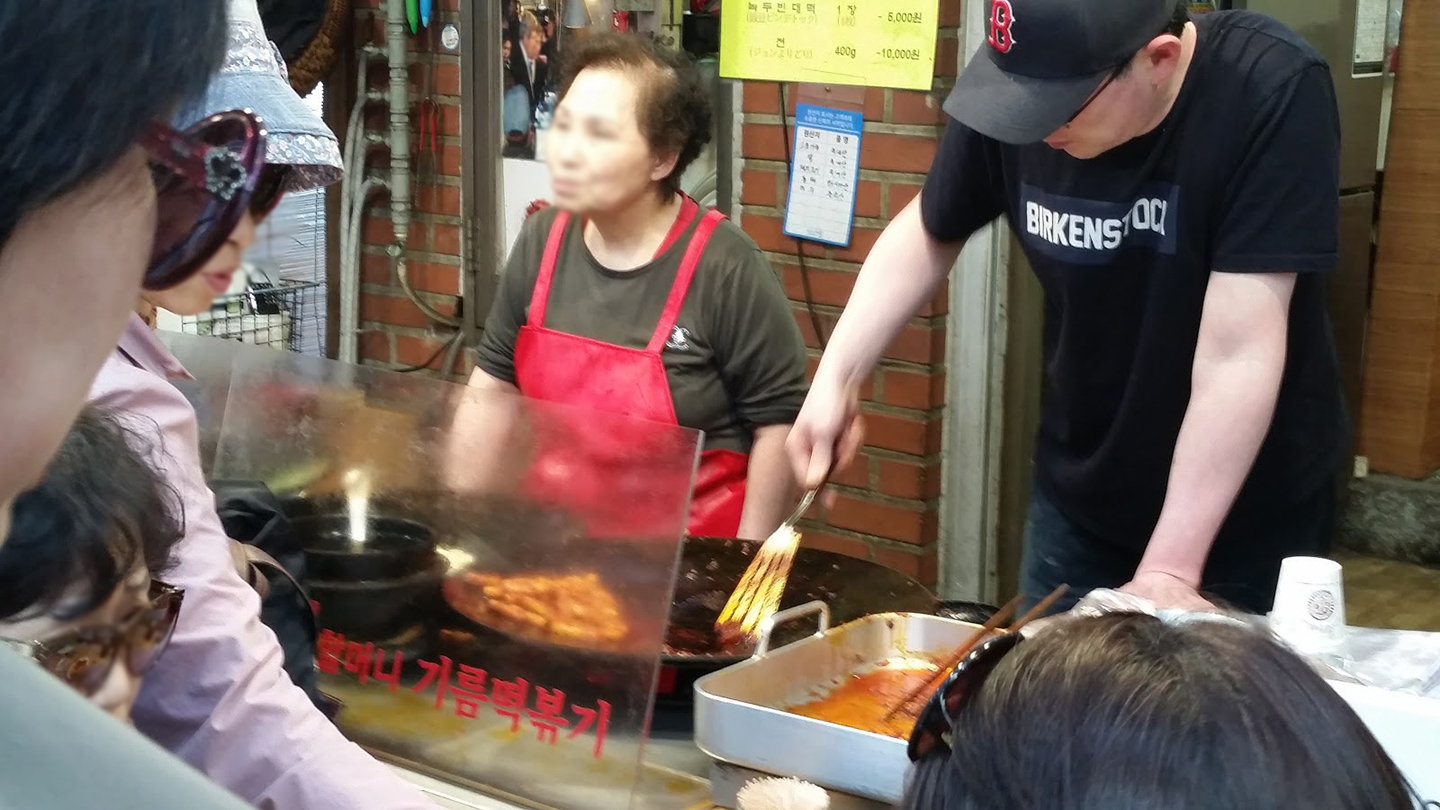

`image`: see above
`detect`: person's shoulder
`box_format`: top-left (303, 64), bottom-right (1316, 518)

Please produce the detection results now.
top-left (1198, 10), bottom-right (1329, 89)
top-left (698, 215), bottom-right (775, 280)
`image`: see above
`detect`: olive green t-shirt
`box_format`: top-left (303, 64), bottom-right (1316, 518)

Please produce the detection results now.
top-left (476, 206), bottom-right (808, 454)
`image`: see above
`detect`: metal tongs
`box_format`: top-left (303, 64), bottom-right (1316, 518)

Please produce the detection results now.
top-left (714, 487), bottom-right (819, 646)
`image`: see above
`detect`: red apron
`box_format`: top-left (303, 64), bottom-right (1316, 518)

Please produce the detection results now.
top-left (514, 201), bottom-right (749, 538)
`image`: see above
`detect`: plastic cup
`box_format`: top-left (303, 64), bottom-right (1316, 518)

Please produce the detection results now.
top-left (1270, 556), bottom-right (1346, 652)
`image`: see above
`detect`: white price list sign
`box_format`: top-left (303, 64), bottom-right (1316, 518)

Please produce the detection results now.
top-left (783, 103), bottom-right (863, 248)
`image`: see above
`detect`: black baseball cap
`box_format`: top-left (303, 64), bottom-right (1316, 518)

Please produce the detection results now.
top-left (944, 0), bottom-right (1181, 143)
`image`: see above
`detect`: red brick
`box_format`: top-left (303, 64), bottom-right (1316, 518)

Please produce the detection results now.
top-left (742, 82), bottom-right (780, 115)
top-left (792, 307), bottom-right (838, 351)
top-left (828, 452), bottom-right (871, 489)
top-left (890, 91), bottom-right (942, 126)
top-left (877, 459), bottom-right (939, 500)
top-left (408, 63), bottom-right (426, 98)
top-left (918, 281), bottom-right (949, 318)
top-left (936, 38), bottom-right (960, 79)
top-left (742, 214), bottom-right (791, 254)
top-left (363, 216), bottom-right (393, 247)
top-left (415, 184), bottom-right (461, 216)
top-left (361, 252), bottom-right (392, 285)
top-left (829, 226), bottom-right (883, 263)
top-left (863, 411), bottom-right (929, 455)
top-left (799, 530), bottom-right (872, 562)
top-left (437, 144), bottom-right (463, 178)
top-left (882, 369), bottom-right (944, 410)
top-left (888, 182), bottom-right (923, 218)
top-left (359, 329), bottom-right (391, 363)
top-left (885, 324), bottom-right (945, 364)
top-left (863, 87), bottom-right (886, 121)
top-left (939, 0), bottom-right (962, 28)
top-left (874, 546), bottom-right (925, 579)
top-left (395, 334), bottom-right (447, 369)
top-left (741, 169), bottom-right (781, 208)
top-left (363, 106), bottom-right (387, 133)
top-left (438, 103), bottom-right (461, 136)
top-left (741, 124), bottom-right (788, 161)
top-left (861, 134), bottom-right (938, 174)
top-left (403, 261), bottom-right (461, 295)
top-left (438, 0), bottom-right (459, 10)
top-left (433, 62), bottom-right (461, 95)
top-left (825, 495), bottom-right (926, 544)
top-left (854, 180), bottom-right (883, 219)
top-left (361, 292), bottom-right (455, 329)
top-left (917, 549), bottom-right (939, 588)
top-left (433, 224), bottom-right (462, 257)
top-left (780, 265), bottom-right (855, 308)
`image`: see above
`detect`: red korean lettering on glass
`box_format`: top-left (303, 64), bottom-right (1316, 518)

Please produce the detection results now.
top-left (568, 699), bottom-right (612, 759)
top-left (491, 678), bottom-right (529, 733)
top-left (988, 0), bottom-right (1015, 53)
top-left (452, 665), bottom-right (490, 719)
top-left (412, 655), bottom-right (454, 711)
top-left (316, 630), bottom-right (346, 675)
top-left (343, 642), bottom-right (374, 685)
top-left (371, 648), bottom-right (405, 693)
top-left (527, 687), bottom-right (570, 744)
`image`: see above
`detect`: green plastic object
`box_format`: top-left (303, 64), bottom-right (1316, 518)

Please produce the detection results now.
top-left (406, 0), bottom-right (419, 33)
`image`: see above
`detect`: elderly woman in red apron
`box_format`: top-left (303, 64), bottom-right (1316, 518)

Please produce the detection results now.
top-left (466, 32), bottom-right (808, 540)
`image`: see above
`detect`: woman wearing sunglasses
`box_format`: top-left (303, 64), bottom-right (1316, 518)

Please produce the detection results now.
top-left (87, 1), bottom-right (437, 806)
top-left (0, 407), bottom-right (185, 723)
top-left (0, 3), bottom-right (262, 804)
top-left (902, 612), bottom-right (1420, 810)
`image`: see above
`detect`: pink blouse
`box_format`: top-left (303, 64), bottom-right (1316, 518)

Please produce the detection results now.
top-left (88, 314), bottom-right (436, 809)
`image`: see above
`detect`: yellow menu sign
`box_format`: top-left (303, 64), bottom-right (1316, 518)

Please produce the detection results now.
top-left (720, 0), bottom-right (941, 91)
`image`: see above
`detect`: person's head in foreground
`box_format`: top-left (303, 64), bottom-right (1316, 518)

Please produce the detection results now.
top-left (548, 31), bottom-right (712, 216)
top-left (903, 612), bottom-right (1419, 810)
top-left (947, 0), bottom-right (1193, 158)
top-left (0, 0), bottom-right (228, 539)
top-left (139, 0), bottom-right (343, 320)
top-left (0, 408), bottom-right (185, 722)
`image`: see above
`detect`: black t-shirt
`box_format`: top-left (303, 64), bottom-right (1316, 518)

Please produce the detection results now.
top-left (921, 11), bottom-right (1349, 550)
top-left (476, 206), bottom-right (809, 454)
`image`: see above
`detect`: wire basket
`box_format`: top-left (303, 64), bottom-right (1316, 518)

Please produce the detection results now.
top-left (174, 280), bottom-right (325, 354)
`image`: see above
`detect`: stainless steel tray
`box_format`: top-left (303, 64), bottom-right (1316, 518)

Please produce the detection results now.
top-left (693, 602), bottom-right (987, 803)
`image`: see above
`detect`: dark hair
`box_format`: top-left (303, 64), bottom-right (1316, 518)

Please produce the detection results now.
top-left (0, 0), bottom-right (227, 246)
top-left (0, 407), bottom-right (184, 621)
top-left (559, 32), bottom-right (714, 199)
top-left (902, 613), bottom-right (1418, 810)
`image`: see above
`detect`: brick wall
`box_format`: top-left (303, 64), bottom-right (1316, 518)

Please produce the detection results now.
top-left (347, 1), bottom-right (959, 587)
top-left (353, 0), bottom-right (468, 375)
top-left (736, 2), bottom-right (960, 586)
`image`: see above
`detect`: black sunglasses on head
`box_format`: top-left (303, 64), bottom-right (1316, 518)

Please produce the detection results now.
top-left (907, 631), bottom-right (1024, 761)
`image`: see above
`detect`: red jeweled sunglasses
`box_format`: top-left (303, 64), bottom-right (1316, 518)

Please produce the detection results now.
top-left (137, 109), bottom-right (271, 291)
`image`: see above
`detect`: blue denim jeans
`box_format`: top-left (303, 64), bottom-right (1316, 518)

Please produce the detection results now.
top-left (1017, 483), bottom-right (1334, 617)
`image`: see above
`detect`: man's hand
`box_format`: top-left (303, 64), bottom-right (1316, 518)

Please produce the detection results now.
top-left (785, 374), bottom-right (864, 503)
top-left (1119, 570), bottom-right (1216, 611)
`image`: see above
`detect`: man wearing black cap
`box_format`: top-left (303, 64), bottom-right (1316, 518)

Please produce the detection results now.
top-left (787, 0), bottom-right (1346, 614)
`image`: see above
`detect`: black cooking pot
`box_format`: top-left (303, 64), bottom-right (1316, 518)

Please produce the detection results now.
top-left (292, 514), bottom-right (437, 581)
top-left (311, 559), bottom-right (447, 640)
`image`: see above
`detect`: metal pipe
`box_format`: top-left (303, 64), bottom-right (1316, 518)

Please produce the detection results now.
top-left (339, 178), bottom-right (382, 363)
top-left (395, 252), bottom-right (462, 327)
top-left (386, 0), bottom-right (411, 247)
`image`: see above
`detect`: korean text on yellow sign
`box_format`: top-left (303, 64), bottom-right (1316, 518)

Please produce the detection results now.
top-left (720, 0), bottom-right (941, 91)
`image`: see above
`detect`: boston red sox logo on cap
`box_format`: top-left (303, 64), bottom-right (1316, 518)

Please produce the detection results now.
top-left (988, 0), bottom-right (1016, 54)
top-left (945, 0), bottom-right (1179, 144)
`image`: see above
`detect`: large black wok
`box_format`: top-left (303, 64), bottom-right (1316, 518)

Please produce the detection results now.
top-left (440, 535), bottom-right (939, 666)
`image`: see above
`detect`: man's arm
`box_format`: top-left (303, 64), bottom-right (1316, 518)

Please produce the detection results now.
top-left (1121, 271), bottom-right (1295, 609)
top-left (788, 119), bottom-right (1002, 490)
top-left (789, 198), bottom-right (964, 487)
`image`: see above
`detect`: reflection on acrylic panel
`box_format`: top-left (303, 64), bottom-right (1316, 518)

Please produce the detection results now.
top-left (207, 344), bottom-right (702, 808)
